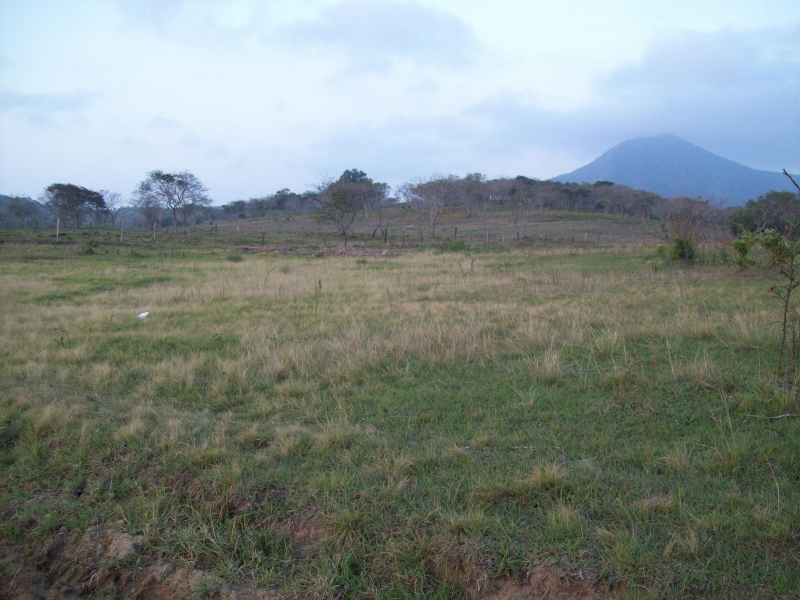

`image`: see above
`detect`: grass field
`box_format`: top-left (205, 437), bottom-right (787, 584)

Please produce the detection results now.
top-left (0, 217), bottom-right (798, 598)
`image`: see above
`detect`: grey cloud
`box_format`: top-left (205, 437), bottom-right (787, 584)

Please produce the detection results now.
top-left (604, 26), bottom-right (800, 90)
top-left (208, 145), bottom-right (229, 159)
top-left (113, 0), bottom-right (185, 32)
top-left (182, 134), bottom-right (202, 147)
top-left (230, 155), bottom-right (250, 170)
top-left (148, 116), bottom-right (181, 129)
top-left (404, 25), bottom-right (800, 172)
top-left (281, 0), bottom-right (482, 70)
top-left (0, 90), bottom-right (98, 112)
top-left (308, 24), bottom-right (800, 184)
top-left (0, 89), bottom-right (99, 127)
top-left (593, 25), bottom-right (800, 168)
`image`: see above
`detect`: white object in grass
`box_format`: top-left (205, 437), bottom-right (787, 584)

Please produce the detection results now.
top-left (137, 312), bottom-right (150, 319)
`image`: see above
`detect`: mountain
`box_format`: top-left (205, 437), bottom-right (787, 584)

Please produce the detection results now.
top-left (553, 135), bottom-right (795, 206)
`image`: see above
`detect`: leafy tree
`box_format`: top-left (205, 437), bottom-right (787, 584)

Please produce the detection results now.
top-left (316, 170), bottom-right (387, 244)
top-left (245, 189), bottom-right (318, 217)
top-left (732, 191), bottom-right (800, 234)
top-left (8, 196), bottom-right (39, 227)
top-left (134, 171), bottom-right (210, 232)
top-left (222, 200), bottom-right (247, 220)
top-left (42, 184), bottom-right (105, 228)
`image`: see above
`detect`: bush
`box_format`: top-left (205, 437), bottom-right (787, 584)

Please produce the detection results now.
top-left (667, 237), bottom-right (696, 262)
top-left (646, 260), bottom-right (662, 273)
top-left (433, 240), bottom-right (469, 254)
top-left (759, 229), bottom-right (789, 265)
top-left (731, 233), bottom-right (756, 268)
top-left (84, 238), bottom-right (100, 254)
top-left (226, 253), bottom-right (243, 262)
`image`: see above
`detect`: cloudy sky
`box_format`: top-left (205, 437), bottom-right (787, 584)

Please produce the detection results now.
top-left (1, 0), bottom-right (799, 203)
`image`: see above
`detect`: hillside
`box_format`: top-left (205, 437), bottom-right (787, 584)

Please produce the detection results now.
top-left (554, 135), bottom-right (795, 206)
top-left (0, 195), bottom-right (53, 228)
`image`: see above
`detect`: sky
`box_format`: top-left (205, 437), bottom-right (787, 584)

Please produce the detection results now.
top-left (1, 0), bottom-right (799, 204)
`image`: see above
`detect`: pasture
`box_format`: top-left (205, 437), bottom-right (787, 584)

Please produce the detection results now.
top-left (0, 228), bottom-right (798, 598)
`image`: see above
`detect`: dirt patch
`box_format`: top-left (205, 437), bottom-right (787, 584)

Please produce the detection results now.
top-left (0, 525), bottom-right (279, 600)
top-left (320, 247), bottom-right (401, 258)
top-left (482, 565), bottom-right (599, 600)
top-left (430, 546), bottom-right (611, 600)
top-left (283, 510), bottom-right (325, 559)
top-left (237, 245), bottom-right (402, 258)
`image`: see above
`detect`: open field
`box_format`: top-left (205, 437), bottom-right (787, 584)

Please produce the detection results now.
top-left (1, 218), bottom-right (798, 598)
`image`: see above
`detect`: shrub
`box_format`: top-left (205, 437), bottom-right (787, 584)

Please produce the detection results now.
top-left (433, 240), bottom-right (469, 254)
top-left (731, 233), bottom-right (756, 268)
top-left (667, 237), bottom-right (696, 262)
top-left (226, 253), bottom-right (243, 262)
top-left (759, 229), bottom-right (789, 265)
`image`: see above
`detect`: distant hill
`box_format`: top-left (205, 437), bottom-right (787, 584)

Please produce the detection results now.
top-left (0, 195), bottom-right (54, 228)
top-left (553, 135), bottom-right (795, 206)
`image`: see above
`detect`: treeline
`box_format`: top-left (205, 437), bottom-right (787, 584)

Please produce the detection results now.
top-left (218, 173), bottom-right (666, 224)
top-left (220, 189), bottom-right (318, 220)
top-left (2, 170), bottom-right (797, 240)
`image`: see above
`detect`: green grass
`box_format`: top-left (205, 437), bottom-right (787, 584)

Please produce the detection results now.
top-left (0, 232), bottom-right (798, 599)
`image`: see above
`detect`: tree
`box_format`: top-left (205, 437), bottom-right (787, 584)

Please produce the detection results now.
top-left (100, 191), bottom-right (123, 226)
top-left (732, 191), bottom-right (800, 234)
top-left (131, 184), bottom-right (164, 230)
top-left (400, 174), bottom-right (459, 238)
top-left (656, 197), bottom-right (728, 261)
top-left (370, 183), bottom-right (394, 243)
top-left (458, 173), bottom-right (486, 216)
top-left (134, 171), bottom-right (210, 232)
top-left (8, 197), bottom-right (39, 227)
top-left (42, 183), bottom-right (105, 228)
top-left (222, 200), bottom-right (247, 220)
top-left (316, 170), bottom-right (387, 244)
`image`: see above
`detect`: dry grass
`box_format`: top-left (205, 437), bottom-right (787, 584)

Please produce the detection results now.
top-left (0, 239), bottom-right (797, 599)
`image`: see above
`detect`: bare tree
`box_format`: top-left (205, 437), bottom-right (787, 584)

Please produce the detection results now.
top-left (657, 197), bottom-right (728, 243)
top-left (131, 185), bottom-right (164, 230)
top-left (370, 183), bottom-right (394, 243)
top-left (400, 174), bottom-right (459, 238)
top-left (101, 190), bottom-right (123, 226)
